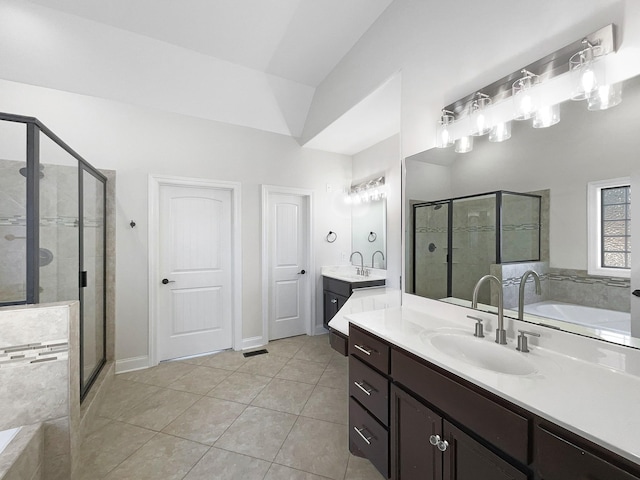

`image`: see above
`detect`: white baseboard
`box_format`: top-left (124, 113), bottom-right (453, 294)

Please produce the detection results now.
top-left (314, 325), bottom-right (329, 336)
top-left (241, 336), bottom-right (266, 351)
top-left (115, 355), bottom-right (149, 374)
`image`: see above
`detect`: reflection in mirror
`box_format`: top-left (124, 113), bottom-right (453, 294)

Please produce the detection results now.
top-left (404, 74), bottom-right (640, 347)
top-left (352, 198), bottom-right (386, 269)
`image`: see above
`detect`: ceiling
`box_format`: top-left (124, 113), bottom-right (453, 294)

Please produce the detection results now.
top-left (26, 0), bottom-right (394, 88)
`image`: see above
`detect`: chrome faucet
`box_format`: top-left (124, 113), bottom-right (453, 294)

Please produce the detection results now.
top-left (518, 270), bottom-right (541, 320)
top-left (371, 250), bottom-right (384, 268)
top-left (350, 251), bottom-right (364, 275)
top-left (472, 275), bottom-right (506, 345)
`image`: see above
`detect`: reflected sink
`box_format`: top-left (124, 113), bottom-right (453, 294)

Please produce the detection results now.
top-left (424, 332), bottom-right (538, 376)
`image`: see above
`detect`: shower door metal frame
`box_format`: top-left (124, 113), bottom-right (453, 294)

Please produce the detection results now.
top-left (0, 111), bottom-right (108, 401)
top-left (412, 190), bottom-right (542, 298)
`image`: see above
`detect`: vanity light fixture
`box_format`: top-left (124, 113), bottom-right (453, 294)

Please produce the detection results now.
top-left (433, 24), bottom-right (618, 153)
top-left (512, 70), bottom-right (539, 121)
top-left (436, 109), bottom-right (455, 148)
top-left (344, 176), bottom-right (386, 204)
top-left (470, 93), bottom-right (492, 136)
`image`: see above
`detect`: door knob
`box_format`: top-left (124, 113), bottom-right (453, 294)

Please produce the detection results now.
top-left (633, 289), bottom-right (640, 297)
top-left (161, 278), bottom-right (175, 285)
top-left (298, 269), bottom-right (306, 275)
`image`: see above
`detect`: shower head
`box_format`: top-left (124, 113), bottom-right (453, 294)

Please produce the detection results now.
top-left (18, 165), bottom-right (45, 179)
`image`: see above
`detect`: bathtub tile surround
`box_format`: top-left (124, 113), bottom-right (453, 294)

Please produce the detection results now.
top-left (78, 335), bottom-right (383, 480)
top-left (0, 302), bottom-right (80, 480)
top-left (547, 267), bottom-right (630, 312)
top-left (0, 423), bottom-right (43, 480)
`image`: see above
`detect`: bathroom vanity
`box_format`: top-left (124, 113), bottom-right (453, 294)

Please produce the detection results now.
top-left (346, 299), bottom-right (640, 480)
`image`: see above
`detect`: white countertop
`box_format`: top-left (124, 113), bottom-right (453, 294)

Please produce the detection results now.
top-left (321, 265), bottom-right (386, 283)
top-left (327, 287), bottom-right (401, 336)
top-left (345, 297), bottom-right (640, 466)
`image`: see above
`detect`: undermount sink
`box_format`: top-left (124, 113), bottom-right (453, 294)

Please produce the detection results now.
top-left (423, 331), bottom-right (538, 376)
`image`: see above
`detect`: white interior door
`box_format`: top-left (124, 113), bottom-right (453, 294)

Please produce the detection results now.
top-left (158, 185), bottom-right (233, 361)
top-left (267, 193), bottom-right (309, 340)
top-left (631, 169), bottom-right (640, 337)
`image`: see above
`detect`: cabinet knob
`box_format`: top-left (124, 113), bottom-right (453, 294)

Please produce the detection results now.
top-left (437, 440), bottom-right (449, 452)
top-left (429, 434), bottom-right (440, 446)
top-left (330, 298), bottom-right (338, 304)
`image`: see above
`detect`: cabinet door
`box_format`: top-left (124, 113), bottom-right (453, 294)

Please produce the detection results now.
top-left (443, 421), bottom-right (527, 480)
top-left (535, 424), bottom-right (640, 480)
top-left (391, 385), bottom-right (442, 480)
top-left (323, 291), bottom-right (347, 326)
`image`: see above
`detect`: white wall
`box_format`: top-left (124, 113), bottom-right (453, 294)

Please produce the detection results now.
top-left (303, 0), bottom-right (640, 158)
top-left (0, 79), bottom-right (352, 364)
top-left (352, 135), bottom-right (401, 288)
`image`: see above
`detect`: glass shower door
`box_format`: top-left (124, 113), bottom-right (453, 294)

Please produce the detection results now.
top-left (413, 202), bottom-right (449, 299)
top-left (80, 167), bottom-right (106, 395)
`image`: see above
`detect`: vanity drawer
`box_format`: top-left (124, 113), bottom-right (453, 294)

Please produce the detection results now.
top-left (349, 397), bottom-right (389, 478)
top-left (535, 424), bottom-right (640, 480)
top-left (349, 355), bottom-right (389, 425)
top-left (349, 325), bottom-right (390, 374)
top-left (328, 328), bottom-right (348, 356)
top-left (391, 348), bottom-right (529, 465)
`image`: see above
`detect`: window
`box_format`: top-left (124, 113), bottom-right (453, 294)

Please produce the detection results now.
top-left (588, 178), bottom-right (631, 278)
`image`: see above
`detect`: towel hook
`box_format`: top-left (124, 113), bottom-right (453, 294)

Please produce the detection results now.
top-left (368, 231), bottom-right (377, 242)
top-left (326, 231), bottom-right (337, 243)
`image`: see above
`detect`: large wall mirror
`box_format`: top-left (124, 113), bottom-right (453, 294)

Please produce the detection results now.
top-left (404, 73), bottom-right (640, 348)
top-left (352, 197), bottom-right (387, 269)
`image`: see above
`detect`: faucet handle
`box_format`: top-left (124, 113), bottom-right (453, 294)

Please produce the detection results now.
top-left (516, 330), bottom-right (540, 353)
top-left (466, 315), bottom-right (485, 338)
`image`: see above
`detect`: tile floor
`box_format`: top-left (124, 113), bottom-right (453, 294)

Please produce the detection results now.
top-left (79, 334), bottom-right (385, 480)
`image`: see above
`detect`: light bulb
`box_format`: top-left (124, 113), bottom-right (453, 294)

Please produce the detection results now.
top-left (587, 83), bottom-right (622, 111)
top-left (489, 122), bottom-right (511, 142)
top-left (512, 71), bottom-right (538, 121)
top-left (436, 110), bottom-right (455, 148)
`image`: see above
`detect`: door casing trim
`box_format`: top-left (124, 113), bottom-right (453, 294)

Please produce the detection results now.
top-left (261, 185), bottom-right (315, 343)
top-left (148, 174), bottom-right (242, 366)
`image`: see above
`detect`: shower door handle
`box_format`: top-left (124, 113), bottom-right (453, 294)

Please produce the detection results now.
top-left (80, 271), bottom-right (87, 288)
top-left (633, 290), bottom-right (640, 297)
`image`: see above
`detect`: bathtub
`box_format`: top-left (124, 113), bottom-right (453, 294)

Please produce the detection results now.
top-left (0, 427), bottom-right (21, 455)
top-left (524, 301), bottom-right (631, 334)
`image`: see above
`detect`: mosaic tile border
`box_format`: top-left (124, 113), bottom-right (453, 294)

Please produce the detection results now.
top-left (0, 215), bottom-right (102, 227)
top-left (416, 223), bottom-right (540, 234)
top-left (0, 340), bottom-right (68, 367)
top-left (502, 271), bottom-right (629, 288)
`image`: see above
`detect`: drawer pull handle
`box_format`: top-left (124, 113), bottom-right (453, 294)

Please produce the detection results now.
top-left (354, 381), bottom-right (373, 396)
top-left (353, 426), bottom-right (372, 445)
top-left (354, 344), bottom-right (373, 356)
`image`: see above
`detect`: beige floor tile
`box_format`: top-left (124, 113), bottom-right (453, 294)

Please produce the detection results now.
top-left (215, 406), bottom-right (296, 461)
top-left (97, 378), bottom-right (161, 420)
top-left (202, 350), bottom-right (248, 371)
top-left (250, 377), bottom-right (314, 415)
top-left (317, 363), bottom-right (348, 392)
top-left (300, 385), bottom-right (348, 425)
top-left (207, 371), bottom-right (272, 404)
top-left (275, 417), bottom-right (349, 480)
top-left (75, 420), bottom-right (155, 480)
top-left (184, 447), bottom-right (270, 480)
top-left (167, 365), bottom-right (231, 395)
top-left (293, 343), bottom-right (334, 366)
top-left (82, 415), bottom-right (112, 439)
top-left (162, 396), bottom-right (246, 445)
top-left (237, 353), bottom-right (289, 377)
top-left (117, 388), bottom-right (201, 431)
top-left (344, 453), bottom-right (386, 480)
top-left (176, 350), bottom-right (229, 366)
top-left (265, 463), bottom-right (330, 480)
top-left (118, 362), bottom-right (196, 387)
top-left (276, 358), bottom-right (327, 385)
top-left (103, 433), bottom-right (208, 480)
top-left (266, 336), bottom-right (307, 358)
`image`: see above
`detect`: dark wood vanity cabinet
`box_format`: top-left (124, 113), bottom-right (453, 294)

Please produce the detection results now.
top-left (348, 323), bottom-right (640, 480)
top-left (324, 275), bottom-right (385, 356)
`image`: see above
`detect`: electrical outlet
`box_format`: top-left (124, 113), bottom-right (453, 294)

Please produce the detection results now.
top-left (326, 183), bottom-right (332, 193)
